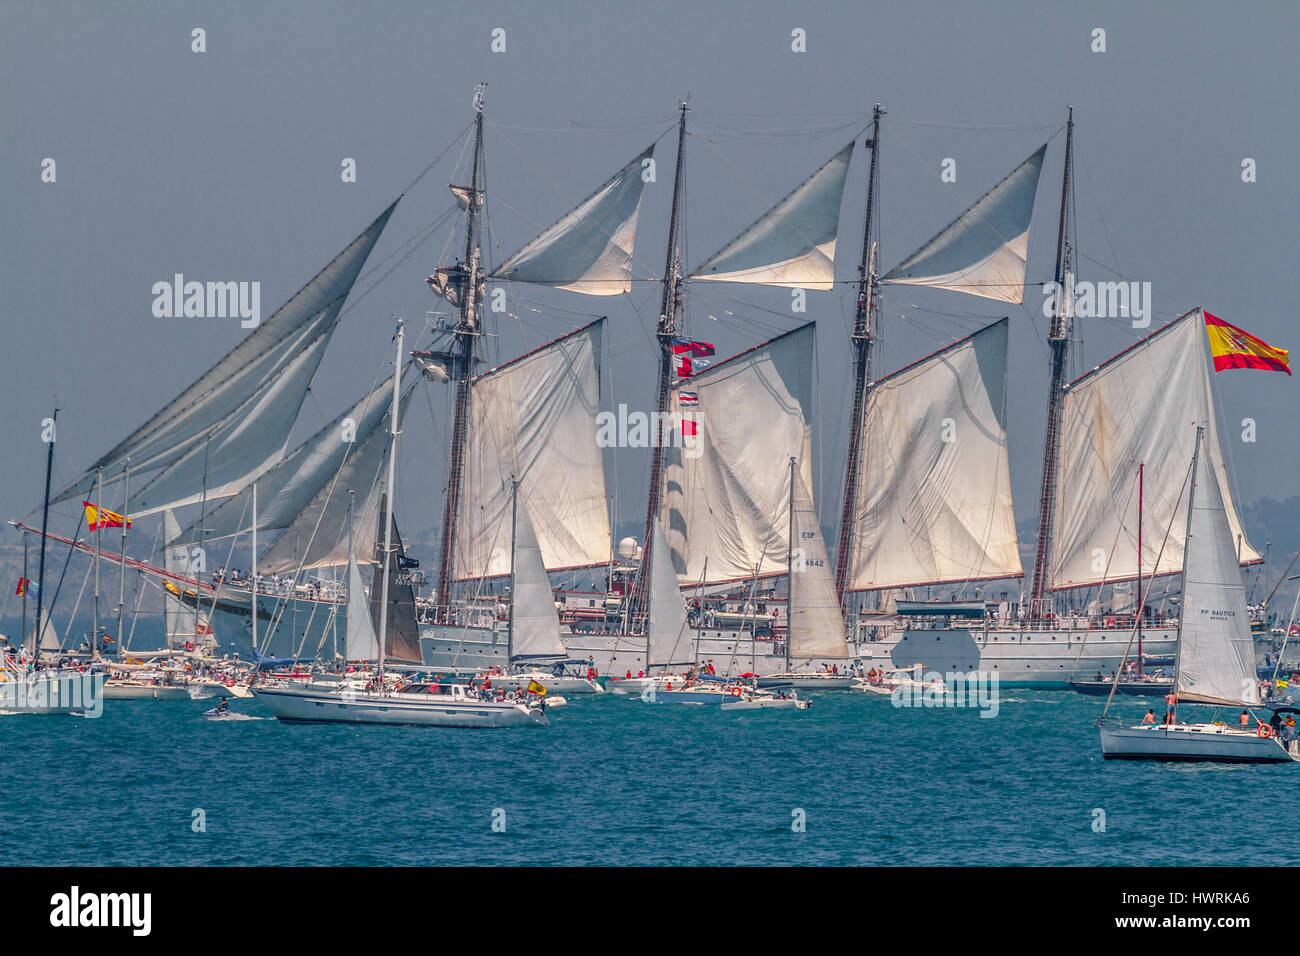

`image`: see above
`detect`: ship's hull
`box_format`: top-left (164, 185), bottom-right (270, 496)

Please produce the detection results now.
top-left (855, 625), bottom-right (1180, 688)
top-left (0, 671), bottom-right (107, 715)
top-left (252, 685), bottom-right (546, 728)
top-left (1069, 679), bottom-right (1172, 697)
top-left (102, 681), bottom-right (192, 700)
top-left (1100, 724), bottom-right (1296, 762)
top-left (422, 622), bottom-right (1177, 686)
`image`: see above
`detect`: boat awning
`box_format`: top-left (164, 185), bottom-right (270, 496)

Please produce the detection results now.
top-left (893, 600), bottom-right (988, 619)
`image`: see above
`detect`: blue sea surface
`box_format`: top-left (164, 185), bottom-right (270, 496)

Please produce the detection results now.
top-left (1, 688), bottom-right (1291, 866)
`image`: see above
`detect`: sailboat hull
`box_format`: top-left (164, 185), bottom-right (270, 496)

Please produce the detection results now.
top-left (102, 681), bottom-right (192, 700)
top-left (1100, 724), bottom-right (1296, 762)
top-left (252, 685), bottom-right (546, 728)
top-left (0, 671), bottom-right (106, 715)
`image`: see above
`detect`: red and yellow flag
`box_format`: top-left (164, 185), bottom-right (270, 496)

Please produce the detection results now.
top-left (1204, 312), bottom-right (1290, 375)
top-left (15, 577), bottom-right (30, 596)
top-left (526, 680), bottom-right (548, 696)
top-left (82, 501), bottom-right (131, 533)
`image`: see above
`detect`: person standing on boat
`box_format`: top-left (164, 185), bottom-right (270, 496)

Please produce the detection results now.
top-left (1164, 692), bottom-right (1177, 725)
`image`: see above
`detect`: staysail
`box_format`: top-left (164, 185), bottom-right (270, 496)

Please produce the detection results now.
top-left (662, 323), bottom-right (815, 584)
top-left (787, 465), bottom-right (849, 660)
top-left (492, 146), bottom-right (654, 295)
top-left (457, 321), bottom-right (609, 579)
top-left (508, 495), bottom-right (567, 661)
top-left (344, 551), bottom-right (379, 661)
top-left (647, 516), bottom-right (691, 669)
top-left (1050, 310), bottom-right (1260, 589)
top-left (369, 494), bottom-right (422, 663)
top-left (163, 508), bottom-right (213, 646)
top-left (1174, 427), bottom-right (1259, 707)
top-left (690, 143), bottom-right (854, 290)
top-left (883, 145), bottom-right (1046, 304)
top-left (848, 319), bottom-right (1022, 590)
top-left (52, 201), bottom-right (398, 504)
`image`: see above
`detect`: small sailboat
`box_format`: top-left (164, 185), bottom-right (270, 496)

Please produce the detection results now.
top-left (854, 662), bottom-right (948, 697)
top-left (253, 323), bottom-right (546, 729)
top-left (1099, 426), bottom-right (1297, 763)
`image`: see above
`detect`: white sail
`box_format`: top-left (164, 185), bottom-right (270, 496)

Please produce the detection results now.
top-left (509, 497), bottom-right (567, 661)
top-left (1051, 310), bottom-right (1260, 589)
top-left (849, 319), bottom-right (1022, 590)
top-left (182, 373), bottom-right (401, 544)
top-left (459, 321), bottom-right (609, 578)
top-left (787, 466), bottom-right (849, 659)
top-left (133, 320), bottom-right (337, 515)
top-left (691, 143), bottom-right (853, 290)
top-left (53, 202), bottom-right (397, 504)
top-left (1175, 429), bottom-right (1259, 707)
top-left (163, 508), bottom-right (212, 644)
top-left (883, 145), bottom-right (1046, 304)
top-left (492, 146), bottom-right (654, 295)
top-left (662, 324), bottom-right (815, 584)
top-left (36, 610), bottom-right (60, 652)
top-left (344, 552), bottom-right (379, 662)
top-left (647, 516), bottom-right (691, 669)
top-left (256, 381), bottom-right (415, 574)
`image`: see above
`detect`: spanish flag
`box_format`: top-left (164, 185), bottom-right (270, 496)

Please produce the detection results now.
top-left (1204, 312), bottom-right (1290, 375)
top-left (15, 577), bottom-right (30, 596)
top-left (83, 501), bottom-right (131, 533)
top-left (526, 680), bottom-right (548, 696)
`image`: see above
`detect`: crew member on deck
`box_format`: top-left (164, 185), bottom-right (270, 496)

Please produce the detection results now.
top-left (1141, 709), bottom-right (1156, 725)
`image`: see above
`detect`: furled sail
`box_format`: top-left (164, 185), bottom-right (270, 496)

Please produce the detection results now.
top-left (1174, 428), bottom-right (1259, 707)
top-left (344, 552), bottom-right (379, 661)
top-left (883, 145), bottom-right (1046, 304)
top-left (369, 494), bottom-right (422, 663)
top-left (180, 373), bottom-right (405, 545)
top-left (647, 516), bottom-right (692, 669)
top-left (787, 465), bottom-right (849, 660)
top-left (133, 318), bottom-right (337, 515)
top-left (52, 201), bottom-right (397, 504)
top-left (508, 495), bottom-right (567, 661)
top-left (690, 143), bottom-right (853, 290)
top-left (848, 319), bottom-right (1022, 590)
top-left (255, 380), bottom-right (415, 575)
top-left (457, 321), bottom-right (609, 579)
top-left (492, 145), bottom-right (654, 295)
top-left (662, 324), bottom-right (815, 584)
top-left (1050, 310), bottom-right (1260, 589)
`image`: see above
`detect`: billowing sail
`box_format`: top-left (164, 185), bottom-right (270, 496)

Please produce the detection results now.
top-left (369, 495), bottom-right (422, 663)
top-left (883, 145), bottom-right (1045, 304)
top-left (1051, 310), bottom-right (1260, 589)
top-left (508, 496), bottom-right (567, 661)
top-left (1175, 429), bottom-right (1259, 707)
top-left (662, 324), bottom-right (815, 584)
top-left (345, 552), bottom-right (379, 661)
top-left (183, 373), bottom-right (404, 545)
top-left (52, 201), bottom-right (397, 504)
top-left (647, 516), bottom-right (691, 669)
top-left (849, 319), bottom-right (1022, 590)
top-left (787, 466), bottom-right (849, 660)
top-left (492, 146), bottom-right (654, 295)
top-left (256, 380), bottom-right (415, 574)
top-left (133, 318), bottom-right (337, 515)
top-left (458, 321), bottom-right (609, 579)
top-left (691, 143), bottom-right (853, 290)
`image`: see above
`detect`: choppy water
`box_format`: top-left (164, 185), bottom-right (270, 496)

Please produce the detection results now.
top-left (2, 688), bottom-right (1293, 866)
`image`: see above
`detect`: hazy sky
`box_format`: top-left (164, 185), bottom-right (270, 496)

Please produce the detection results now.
top-left (4, 0), bottom-right (1298, 567)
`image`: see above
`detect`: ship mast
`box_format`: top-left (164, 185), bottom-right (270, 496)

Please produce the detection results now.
top-left (1027, 106), bottom-right (1074, 620)
top-left (434, 84), bottom-right (486, 623)
top-left (628, 102), bottom-right (688, 631)
top-left (833, 104), bottom-right (883, 608)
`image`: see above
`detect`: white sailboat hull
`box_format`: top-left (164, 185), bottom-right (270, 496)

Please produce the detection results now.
top-left (102, 681), bottom-right (192, 700)
top-left (1100, 723), bottom-right (1296, 762)
top-left (0, 671), bottom-right (107, 715)
top-left (252, 685), bottom-right (546, 728)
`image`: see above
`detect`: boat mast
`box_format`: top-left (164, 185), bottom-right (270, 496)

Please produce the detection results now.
top-left (1027, 106), bottom-right (1074, 621)
top-left (834, 104), bottom-right (883, 609)
top-left (92, 467), bottom-right (102, 659)
top-left (434, 83), bottom-right (486, 624)
top-left (1170, 425), bottom-right (1205, 726)
top-left (507, 478), bottom-right (519, 665)
top-left (1137, 463), bottom-right (1143, 678)
top-left (20, 531), bottom-right (28, 658)
top-left (786, 456), bottom-right (797, 672)
top-left (33, 406), bottom-right (57, 659)
top-left (377, 322), bottom-right (405, 686)
top-left (116, 459), bottom-right (129, 661)
top-left (251, 482), bottom-right (258, 659)
top-left (629, 101), bottom-right (688, 632)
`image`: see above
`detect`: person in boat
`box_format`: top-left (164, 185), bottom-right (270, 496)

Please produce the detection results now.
top-left (1239, 710), bottom-right (1250, 727)
top-left (1141, 709), bottom-right (1157, 725)
top-left (1163, 692), bottom-right (1177, 725)
top-left (216, 698), bottom-right (228, 714)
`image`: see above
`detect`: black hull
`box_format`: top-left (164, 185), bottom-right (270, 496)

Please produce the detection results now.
top-left (1070, 679), bottom-right (1171, 697)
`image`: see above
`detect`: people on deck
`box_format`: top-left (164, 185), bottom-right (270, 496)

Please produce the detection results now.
top-left (1141, 709), bottom-right (1156, 725)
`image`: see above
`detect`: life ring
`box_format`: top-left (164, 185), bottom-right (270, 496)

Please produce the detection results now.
top-left (729, 686), bottom-right (742, 698)
top-left (1258, 723), bottom-right (1274, 738)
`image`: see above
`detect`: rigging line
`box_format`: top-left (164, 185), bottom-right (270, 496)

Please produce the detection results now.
top-left (486, 117), bottom-right (676, 135)
top-left (892, 117), bottom-right (1065, 132)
